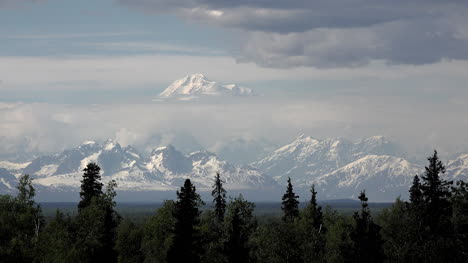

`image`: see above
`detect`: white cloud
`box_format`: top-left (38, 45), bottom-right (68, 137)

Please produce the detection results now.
top-left (1, 93), bottom-right (468, 159)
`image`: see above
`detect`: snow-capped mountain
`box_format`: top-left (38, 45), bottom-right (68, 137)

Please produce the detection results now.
top-left (159, 73), bottom-right (254, 99)
top-left (1, 135), bottom-right (467, 201)
top-left (446, 153), bottom-right (468, 181)
top-left (312, 155), bottom-right (422, 201)
top-left (1, 140), bottom-right (275, 195)
top-left (253, 135), bottom-right (402, 185)
top-left (210, 137), bottom-right (278, 165)
top-left (144, 145), bottom-right (275, 190)
top-left (0, 168), bottom-right (18, 193)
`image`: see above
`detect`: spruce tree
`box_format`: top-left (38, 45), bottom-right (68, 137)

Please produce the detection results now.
top-left (167, 179), bottom-right (204, 263)
top-left (212, 172), bottom-right (227, 222)
top-left (281, 177), bottom-right (299, 222)
top-left (352, 191), bottom-right (384, 263)
top-left (420, 150), bottom-right (452, 234)
top-left (78, 162), bottom-right (103, 210)
top-left (224, 195), bottom-right (255, 263)
top-left (415, 150), bottom-right (455, 261)
top-left (307, 184), bottom-right (323, 230)
top-left (300, 185), bottom-right (325, 262)
top-left (409, 175), bottom-right (423, 207)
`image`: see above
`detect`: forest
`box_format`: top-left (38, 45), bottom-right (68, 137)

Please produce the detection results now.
top-left (0, 150), bottom-right (467, 263)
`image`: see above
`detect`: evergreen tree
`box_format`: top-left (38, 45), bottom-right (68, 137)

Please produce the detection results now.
top-left (212, 172), bottom-right (227, 222)
top-left (323, 207), bottom-right (354, 263)
top-left (281, 177), bottom-right (299, 222)
top-left (299, 185), bottom-right (325, 262)
top-left (409, 175), bottom-right (423, 206)
top-left (0, 174), bottom-right (44, 263)
top-left (420, 150), bottom-right (452, 234)
top-left (307, 184), bottom-right (323, 230)
top-left (167, 179), bottom-right (204, 263)
top-left (351, 191), bottom-right (384, 263)
top-left (78, 162), bottom-right (103, 210)
top-left (115, 219), bottom-right (144, 263)
top-left (75, 163), bottom-right (120, 263)
top-left (35, 210), bottom-right (78, 263)
top-left (224, 195), bottom-right (255, 263)
top-left (409, 150), bottom-right (457, 262)
top-left (451, 180), bottom-right (468, 261)
top-left (141, 200), bottom-right (176, 262)
top-left (379, 198), bottom-right (420, 262)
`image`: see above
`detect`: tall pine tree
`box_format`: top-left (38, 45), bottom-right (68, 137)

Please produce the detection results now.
top-left (300, 185), bottom-right (325, 262)
top-left (78, 162), bottom-right (103, 210)
top-left (212, 172), bottom-right (227, 222)
top-left (167, 179), bottom-right (204, 263)
top-left (420, 150), bottom-right (452, 234)
top-left (351, 191), bottom-right (384, 263)
top-left (281, 177), bottom-right (300, 222)
top-left (224, 195), bottom-right (255, 263)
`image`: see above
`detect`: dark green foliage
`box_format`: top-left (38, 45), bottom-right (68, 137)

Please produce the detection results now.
top-left (199, 210), bottom-right (226, 263)
top-left (35, 210), bottom-right (78, 263)
top-left (0, 175), bottom-right (44, 263)
top-left (420, 150), bottom-right (453, 235)
top-left (378, 199), bottom-right (420, 262)
top-left (250, 219), bottom-right (303, 263)
top-left (141, 200), bottom-right (176, 263)
top-left (416, 151), bottom-right (457, 261)
top-left (323, 207), bottom-right (354, 263)
top-left (115, 219), bottom-right (144, 263)
top-left (299, 185), bottom-right (325, 262)
top-left (351, 191), bottom-right (384, 263)
top-left (212, 172), bottom-right (227, 222)
top-left (78, 162), bottom-right (103, 210)
top-left (167, 179), bottom-right (204, 263)
top-left (409, 175), bottom-right (423, 207)
top-left (75, 164), bottom-right (120, 263)
top-left (224, 195), bottom-right (255, 263)
top-left (451, 180), bottom-right (468, 261)
top-left (281, 177), bottom-right (299, 222)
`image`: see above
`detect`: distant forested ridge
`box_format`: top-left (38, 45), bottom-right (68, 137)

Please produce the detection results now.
top-left (0, 150), bottom-right (466, 262)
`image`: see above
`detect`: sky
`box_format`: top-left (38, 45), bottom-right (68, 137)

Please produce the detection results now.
top-left (1, 0), bottom-right (468, 161)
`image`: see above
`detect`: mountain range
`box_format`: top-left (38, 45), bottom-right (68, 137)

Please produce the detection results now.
top-left (0, 135), bottom-right (466, 201)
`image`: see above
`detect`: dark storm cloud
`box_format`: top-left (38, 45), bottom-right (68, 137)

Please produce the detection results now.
top-left (119, 0), bottom-right (468, 68)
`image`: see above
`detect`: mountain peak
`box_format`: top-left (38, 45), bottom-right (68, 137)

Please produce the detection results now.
top-left (159, 74), bottom-right (254, 99)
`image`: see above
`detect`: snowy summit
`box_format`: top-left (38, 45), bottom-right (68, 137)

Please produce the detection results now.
top-left (159, 73), bottom-right (254, 99)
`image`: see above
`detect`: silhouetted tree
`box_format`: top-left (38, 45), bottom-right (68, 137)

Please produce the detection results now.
top-left (224, 195), bottom-right (255, 263)
top-left (351, 191), bottom-right (384, 263)
top-left (212, 172), bottom-right (227, 222)
top-left (75, 163), bottom-right (120, 263)
top-left (420, 150), bottom-right (452, 234)
top-left (281, 177), bottom-right (299, 222)
top-left (451, 180), bottom-right (468, 261)
top-left (167, 179), bottom-right (204, 263)
top-left (78, 162), bottom-right (103, 210)
top-left (299, 185), bottom-right (325, 262)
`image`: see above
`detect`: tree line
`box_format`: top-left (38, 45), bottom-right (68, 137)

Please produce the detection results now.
top-left (0, 150), bottom-right (467, 262)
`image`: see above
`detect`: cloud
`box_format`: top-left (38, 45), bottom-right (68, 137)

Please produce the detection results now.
top-left (118, 0), bottom-right (468, 68)
top-left (1, 92), bottom-right (468, 160)
top-left (0, 0), bottom-right (42, 8)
